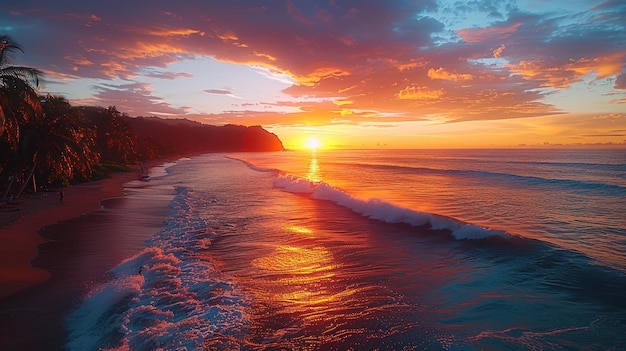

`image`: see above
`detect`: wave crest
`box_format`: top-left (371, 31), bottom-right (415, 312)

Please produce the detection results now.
top-left (66, 188), bottom-right (249, 350)
top-left (273, 175), bottom-right (510, 240)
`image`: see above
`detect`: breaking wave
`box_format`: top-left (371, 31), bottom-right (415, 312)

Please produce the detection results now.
top-left (66, 188), bottom-right (249, 350)
top-left (273, 174), bottom-right (511, 241)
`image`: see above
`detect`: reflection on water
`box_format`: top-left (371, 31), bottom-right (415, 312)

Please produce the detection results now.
top-left (229, 190), bottom-right (450, 349)
top-left (251, 225), bottom-right (339, 310)
top-left (45, 153), bottom-right (626, 351)
top-left (306, 151), bottom-right (322, 182)
top-left (284, 225), bottom-right (313, 235)
top-left (253, 245), bottom-right (337, 303)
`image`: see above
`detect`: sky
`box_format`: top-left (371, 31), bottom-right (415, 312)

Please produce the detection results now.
top-left (2, 0), bottom-right (625, 149)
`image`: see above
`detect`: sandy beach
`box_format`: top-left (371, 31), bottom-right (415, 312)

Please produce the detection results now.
top-left (0, 160), bottom-right (178, 351)
top-left (0, 172), bottom-right (137, 298)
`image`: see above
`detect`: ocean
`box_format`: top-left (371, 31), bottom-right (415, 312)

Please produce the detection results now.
top-left (17, 149), bottom-right (626, 350)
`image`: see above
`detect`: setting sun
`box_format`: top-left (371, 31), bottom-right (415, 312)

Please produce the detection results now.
top-left (2, 2), bottom-right (626, 350)
top-left (304, 137), bottom-right (322, 150)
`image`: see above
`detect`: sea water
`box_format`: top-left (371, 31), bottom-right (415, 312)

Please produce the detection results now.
top-left (66, 149), bottom-right (626, 350)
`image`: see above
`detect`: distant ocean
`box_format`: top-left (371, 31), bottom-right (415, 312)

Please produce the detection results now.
top-left (60, 149), bottom-right (626, 349)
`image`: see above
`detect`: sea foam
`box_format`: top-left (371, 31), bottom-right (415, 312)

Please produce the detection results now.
top-left (66, 188), bottom-right (249, 350)
top-left (273, 174), bottom-right (509, 240)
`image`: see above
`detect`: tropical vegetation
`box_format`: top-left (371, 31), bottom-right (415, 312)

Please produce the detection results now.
top-left (1, 35), bottom-right (284, 200)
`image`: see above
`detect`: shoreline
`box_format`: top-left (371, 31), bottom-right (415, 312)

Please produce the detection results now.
top-left (0, 157), bottom-right (181, 351)
top-left (0, 155), bottom-right (196, 299)
top-left (0, 171), bottom-right (138, 298)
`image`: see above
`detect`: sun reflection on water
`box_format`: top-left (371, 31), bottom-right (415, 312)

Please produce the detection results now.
top-left (284, 225), bottom-right (313, 235)
top-left (306, 152), bottom-right (322, 182)
top-left (250, 225), bottom-right (343, 309)
top-left (252, 245), bottom-right (337, 293)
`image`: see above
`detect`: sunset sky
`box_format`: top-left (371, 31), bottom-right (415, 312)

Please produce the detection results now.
top-left (2, 0), bottom-right (625, 149)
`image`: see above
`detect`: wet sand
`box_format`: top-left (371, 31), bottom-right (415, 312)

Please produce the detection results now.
top-left (0, 168), bottom-right (176, 350)
top-left (0, 172), bottom-right (137, 299)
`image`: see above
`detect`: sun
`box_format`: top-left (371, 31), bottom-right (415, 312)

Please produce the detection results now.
top-left (304, 137), bottom-right (322, 150)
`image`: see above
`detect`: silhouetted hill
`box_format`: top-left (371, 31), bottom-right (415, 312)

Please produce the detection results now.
top-left (1, 102), bottom-right (285, 190)
top-left (126, 116), bottom-right (284, 155)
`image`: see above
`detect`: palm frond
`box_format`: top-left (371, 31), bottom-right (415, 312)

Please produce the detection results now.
top-left (0, 36), bottom-right (25, 68)
top-left (0, 66), bottom-right (43, 88)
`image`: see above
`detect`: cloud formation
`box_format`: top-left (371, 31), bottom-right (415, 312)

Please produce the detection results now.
top-left (204, 89), bottom-right (234, 96)
top-left (2, 0), bottom-right (625, 142)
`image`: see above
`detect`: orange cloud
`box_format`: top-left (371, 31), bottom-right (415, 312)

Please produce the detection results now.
top-left (8, 0), bottom-right (623, 140)
top-left (493, 44), bottom-right (505, 58)
top-left (397, 86), bottom-right (444, 100)
top-left (427, 67), bottom-right (473, 82)
top-left (457, 23), bottom-right (521, 43)
top-left (65, 54), bottom-right (94, 67)
top-left (99, 61), bottom-right (132, 78)
top-left (136, 27), bottom-right (202, 37)
top-left (116, 42), bottom-right (187, 61)
top-left (333, 100), bottom-right (353, 106)
top-left (293, 67), bottom-right (351, 86)
top-left (570, 53), bottom-right (625, 79)
top-left (507, 53), bottom-right (626, 88)
top-left (253, 51), bottom-right (277, 61)
top-left (217, 31), bottom-right (239, 41)
top-left (592, 113), bottom-right (626, 120)
top-left (384, 58), bottom-right (428, 71)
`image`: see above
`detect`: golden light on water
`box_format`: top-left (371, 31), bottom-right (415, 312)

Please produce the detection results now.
top-left (245, 217), bottom-right (389, 336)
top-left (306, 156), bottom-right (321, 182)
top-left (251, 244), bottom-right (341, 305)
top-left (284, 226), bottom-right (313, 235)
top-left (253, 246), bottom-right (336, 281)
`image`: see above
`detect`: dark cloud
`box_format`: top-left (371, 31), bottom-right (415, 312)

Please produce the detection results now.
top-left (204, 89), bottom-right (234, 95)
top-left (84, 81), bottom-right (190, 116)
top-left (143, 71), bottom-right (193, 80)
top-left (616, 72), bottom-right (626, 89)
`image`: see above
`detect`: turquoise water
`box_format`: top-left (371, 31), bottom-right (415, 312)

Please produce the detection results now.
top-left (66, 149), bottom-right (626, 350)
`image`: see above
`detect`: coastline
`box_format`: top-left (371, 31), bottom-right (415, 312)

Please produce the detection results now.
top-left (0, 171), bottom-right (137, 298)
top-left (0, 158), bottom-right (180, 351)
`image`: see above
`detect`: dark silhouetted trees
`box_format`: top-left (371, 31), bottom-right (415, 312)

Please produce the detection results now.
top-left (0, 35), bottom-right (284, 198)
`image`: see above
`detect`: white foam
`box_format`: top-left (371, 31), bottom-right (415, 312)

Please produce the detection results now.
top-left (66, 272), bottom-right (144, 351)
top-left (226, 156), bottom-right (280, 174)
top-left (273, 174), bottom-right (510, 240)
top-left (66, 189), bottom-right (249, 350)
top-left (148, 162), bottom-right (177, 178)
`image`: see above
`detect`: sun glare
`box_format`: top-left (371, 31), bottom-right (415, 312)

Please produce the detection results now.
top-left (304, 137), bottom-right (322, 150)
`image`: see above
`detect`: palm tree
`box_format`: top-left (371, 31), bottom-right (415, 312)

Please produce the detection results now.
top-left (0, 35), bottom-right (44, 198)
top-left (94, 106), bottom-right (138, 164)
top-left (0, 35), bottom-right (44, 146)
top-left (15, 95), bottom-right (100, 197)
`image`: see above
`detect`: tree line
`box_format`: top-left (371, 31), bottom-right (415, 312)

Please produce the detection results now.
top-left (1, 35), bottom-right (283, 199)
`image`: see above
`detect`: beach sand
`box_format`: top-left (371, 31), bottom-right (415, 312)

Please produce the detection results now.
top-left (0, 172), bottom-right (137, 298)
top-left (0, 162), bottom-right (177, 351)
